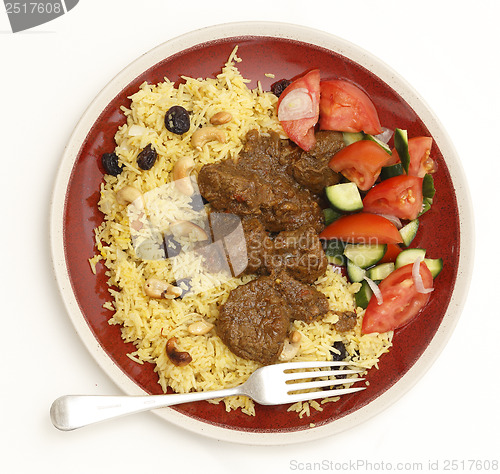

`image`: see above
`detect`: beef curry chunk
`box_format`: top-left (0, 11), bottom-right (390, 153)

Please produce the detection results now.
top-left (290, 131), bottom-right (344, 194)
top-left (273, 271), bottom-right (329, 322)
top-left (198, 130), bottom-right (325, 233)
top-left (270, 226), bottom-right (328, 283)
top-left (216, 272), bottom-right (329, 364)
top-left (333, 311), bottom-right (358, 333)
top-left (216, 276), bottom-right (290, 365)
top-left (241, 218), bottom-right (274, 275)
top-left (241, 219), bottom-right (327, 283)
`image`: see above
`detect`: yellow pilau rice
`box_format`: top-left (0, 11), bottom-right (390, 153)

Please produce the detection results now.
top-left (91, 47), bottom-right (393, 417)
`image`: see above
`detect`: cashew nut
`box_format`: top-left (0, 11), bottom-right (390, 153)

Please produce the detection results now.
top-left (210, 111), bottom-right (232, 125)
top-left (279, 331), bottom-right (302, 361)
top-left (144, 278), bottom-right (183, 299)
top-left (166, 337), bottom-right (192, 367)
top-left (188, 318), bottom-right (214, 335)
top-left (191, 127), bottom-right (226, 150)
top-left (116, 185), bottom-right (143, 208)
top-left (172, 156), bottom-right (195, 196)
top-left (169, 220), bottom-right (209, 242)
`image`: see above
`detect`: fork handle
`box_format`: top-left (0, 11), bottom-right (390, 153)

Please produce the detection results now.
top-left (50, 388), bottom-right (241, 431)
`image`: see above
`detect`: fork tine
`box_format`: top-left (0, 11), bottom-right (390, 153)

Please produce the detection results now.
top-left (283, 368), bottom-right (364, 382)
top-left (286, 377), bottom-right (365, 393)
top-left (285, 385), bottom-right (366, 404)
top-left (280, 361), bottom-right (357, 371)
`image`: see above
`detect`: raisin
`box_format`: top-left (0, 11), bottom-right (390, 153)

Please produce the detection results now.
top-left (329, 341), bottom-right (349, 381)
top-left (165, 106), bottom-right (190, 135)
top-left (319, 341), bottom-right (350, 390)
top-left (137, 144), bottom-right (157, 170)
top-left (101, 152), bottom-right (123, 176)
top-left (330, 341), bottom-right (348, 362)
top-left (270, 79), bottom-right (292, 98)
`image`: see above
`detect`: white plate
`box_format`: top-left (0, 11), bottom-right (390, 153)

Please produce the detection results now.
top-left (50, 21), bottom-right (473, 444)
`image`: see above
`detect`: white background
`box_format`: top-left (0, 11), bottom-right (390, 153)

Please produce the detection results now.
top-left (1, 1), bottom-right (499, 473)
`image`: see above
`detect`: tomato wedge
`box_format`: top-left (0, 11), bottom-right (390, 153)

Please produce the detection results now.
top-left (378, 243), bottom-right (402, 264)
top-left (319, 213), bottom-right (403, 244)
top-left (319, 79), bottom-right (382, 135)
top-left (277, 69), bottom-right (320, 151)
top-left (390, 137), bottom-right (436, 177)
top-left (362, 262), bottom-right (433, 333)
top-left (363, 175), bottom-right (424, 220)
top-left (328, 140), bottom-right (392, 191)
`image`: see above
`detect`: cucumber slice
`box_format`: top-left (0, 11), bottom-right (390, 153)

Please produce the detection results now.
top-left (325, 183), bottom-right (363, 212)
top-left (324, 240), bottom-right (345, 266)
top-left (380, 163), bottom-right (404, 181)
top-left (422, 174), bottom-right (436, 198)
top-left (399, 219), bottom-right (419, 247)
top-left (364, 134), bottom-right (392, 155)
top-left (395, 248), bottom-right (426, 269)
top-left (343, 243), bottom-right (387, 269)
top-left (355, 280), bottom-right (373, 309)
top-left (343, 131), bottom-right (365, 146)
top-left (346, 259), bottom-right (366, 283)
top-left (367, 262), bottom-right (395, 280)
top-left (394, 128), bottom-right (410, 174)
top-left (424, 258), bottom-right (443, 278)
top-left (323, 207), bottom-right (342, 226)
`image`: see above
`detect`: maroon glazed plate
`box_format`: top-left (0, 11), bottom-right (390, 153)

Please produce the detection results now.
top-left (50, 22), bottom-right (473, 444)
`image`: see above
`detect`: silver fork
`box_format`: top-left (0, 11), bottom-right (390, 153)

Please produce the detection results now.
top-left (50, 361), bottom-right (366, 431)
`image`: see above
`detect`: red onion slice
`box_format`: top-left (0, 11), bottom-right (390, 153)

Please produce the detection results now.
top-left (412, 256), bottom-right (434, 294)
top-left (363, 276), bottom-right (383, 305)
top-left (277, 88), bottom-right (316, 121)
top-left (374, 213), bottom-right (402, 229)
top-left (374, 127), bottom-right (393, 144)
